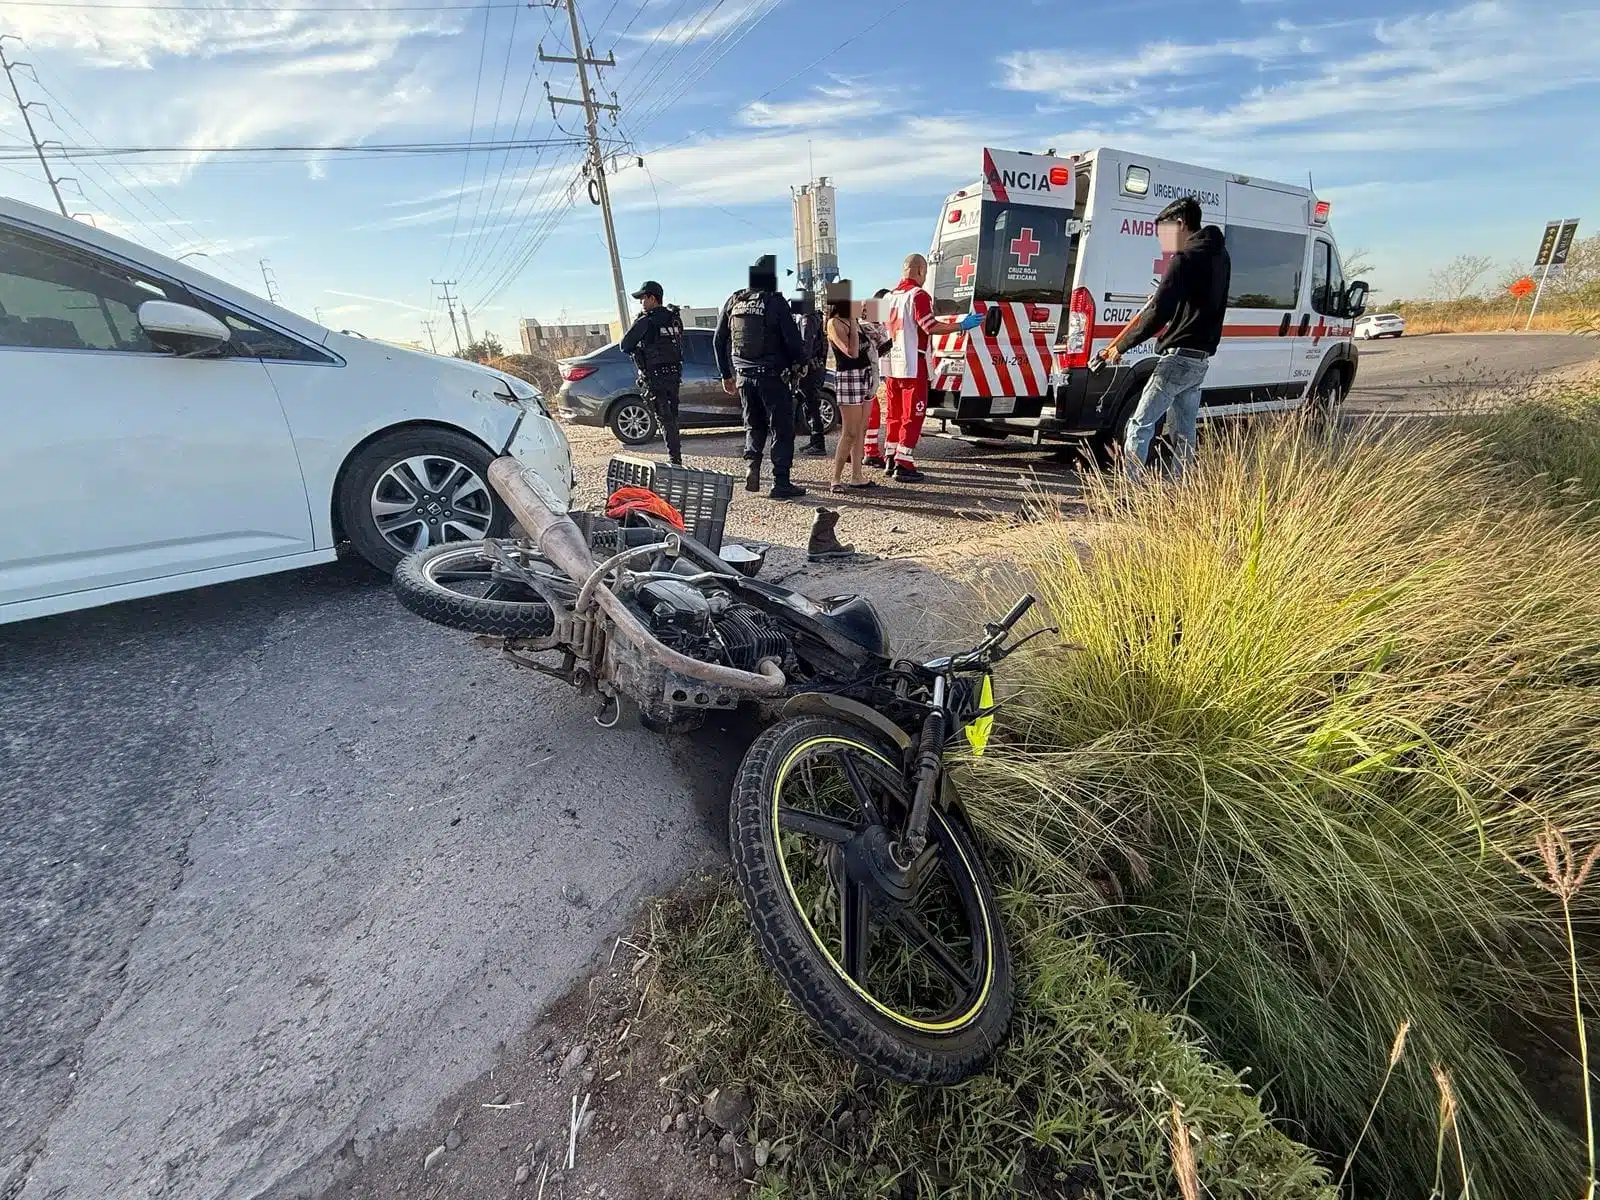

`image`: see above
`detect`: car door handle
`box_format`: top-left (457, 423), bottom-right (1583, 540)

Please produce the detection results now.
top-left (1278, 313), bottom-right (1291, 337)
top-left (1297, 313), bottom-right (1311, 337)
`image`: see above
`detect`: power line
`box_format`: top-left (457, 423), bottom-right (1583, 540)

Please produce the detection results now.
top-left (433, 279), bottom-right (464, 352)
top-left (0, 136), bottom-right (588, 161)
top-left (453, 0), bottom-right (524, 281)
top-left (3, 0), bottom-right (526, 9)
top-left (441, 0), bottom-right (497, 272)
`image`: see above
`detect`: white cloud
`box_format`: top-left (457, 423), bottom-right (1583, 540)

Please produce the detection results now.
top-left (623, 0), bottom-right (781, 46)
top-left (737, 78), bottom-right (896, 128)
top-left (1000, 35), bottom-right (1292, 106)
top-left (324, 288), bottom-right (432, 314)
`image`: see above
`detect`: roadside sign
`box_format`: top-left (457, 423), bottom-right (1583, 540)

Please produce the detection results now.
top-left (1526, 218), bottom-right (1582, 328)
top-left (1508, 276), bottom-right (1536, 299)
top-left (1533, 221), bottom-right (1561, 268)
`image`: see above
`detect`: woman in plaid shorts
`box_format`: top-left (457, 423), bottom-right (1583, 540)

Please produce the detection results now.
top-left (826, 294), bottom-right (875, 491)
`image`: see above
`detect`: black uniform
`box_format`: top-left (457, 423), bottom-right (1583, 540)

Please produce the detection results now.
top-left (714, 276), bottom-right (805, 483)
top-left (618, 303), bottom-right (685, 463)
top-left (794, 305), bottom-right (827, 447)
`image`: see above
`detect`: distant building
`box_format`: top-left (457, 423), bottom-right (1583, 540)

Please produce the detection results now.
top-left (519, 318), bottom-right (611, 354)
top-left (604, 305), bottom-right (721, 343)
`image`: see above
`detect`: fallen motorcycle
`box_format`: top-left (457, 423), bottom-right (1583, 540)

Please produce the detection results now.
top-left (393, 456), bottom-right (1049, 1084)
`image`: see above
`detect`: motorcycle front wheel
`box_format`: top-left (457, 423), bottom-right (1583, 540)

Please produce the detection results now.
top-left (730, 716), bottom-right (1013, 1085)
top-left (393, 539), bottom-right (573, 636)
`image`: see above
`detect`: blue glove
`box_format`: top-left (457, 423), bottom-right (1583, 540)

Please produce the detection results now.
top-left (957, 311), bottom-right (983, 331)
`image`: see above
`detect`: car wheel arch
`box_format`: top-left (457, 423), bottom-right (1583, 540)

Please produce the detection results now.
top-left (328, 419), bottom-right (499, 545)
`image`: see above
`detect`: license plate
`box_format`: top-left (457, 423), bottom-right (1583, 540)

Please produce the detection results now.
top-left (990, 396), bottom-right (1016, 416)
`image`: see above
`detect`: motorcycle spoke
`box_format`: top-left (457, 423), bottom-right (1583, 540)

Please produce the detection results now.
top-left (840, 880), bottom-right (871, 983)
top-left (833, 749), bottom-right (885, 826)
top-left (893, 909), bottom-right (977, 994)
top-left (777, 805), bottom-right (857, 844)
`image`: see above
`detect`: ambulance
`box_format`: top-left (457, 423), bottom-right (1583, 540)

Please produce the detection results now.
top-left (924, 147), bottom-right (1369, 448)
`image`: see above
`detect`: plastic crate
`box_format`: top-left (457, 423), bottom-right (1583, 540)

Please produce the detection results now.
top-left (605, 454), bottom-right (734, 553)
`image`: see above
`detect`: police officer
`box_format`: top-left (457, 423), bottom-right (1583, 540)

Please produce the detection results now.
top-left (714, 254), bottom-right (808, 500)
top-left (618, 280), bottom-right (685, 465)
top-left (792, 292), bottom-right (828, 456)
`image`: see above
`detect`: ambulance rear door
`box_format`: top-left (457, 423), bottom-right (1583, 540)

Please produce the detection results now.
top-left (928, 186), bottom-right (983, 401)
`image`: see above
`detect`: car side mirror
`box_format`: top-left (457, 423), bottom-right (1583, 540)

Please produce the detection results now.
top-left (1342, 280), bottom-right (1370, 320)
top-left (138, 299), bottom-right (231, 356)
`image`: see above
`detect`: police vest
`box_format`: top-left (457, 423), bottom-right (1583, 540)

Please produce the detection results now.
top-left (728, 290), bottom-right (773, 361)
top-left (634, 308), bottom-right (683, 371)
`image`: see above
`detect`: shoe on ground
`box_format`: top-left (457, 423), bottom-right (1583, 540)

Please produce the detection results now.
top-left (807, 506), bottom-right (855, 560)
top-left (891, 464), bottom-right (926, 483)
top-left (803, 439), bottom-right (828, 457)
top-left (744, 463), bottom-right (761, 493)
top-left (863, 454), bottom-right (886, 469)
top-left (669, 456), bottom-right (683, 467)
top-left (769, 481), bottom-right (808, 500)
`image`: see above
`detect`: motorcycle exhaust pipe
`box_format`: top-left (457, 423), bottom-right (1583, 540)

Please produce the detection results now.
top-left (487, 457), bottom-right (786, 697)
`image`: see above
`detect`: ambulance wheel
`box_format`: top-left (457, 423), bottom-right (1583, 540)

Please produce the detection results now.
top-left (1308, 368), bottom-right (1348, 426)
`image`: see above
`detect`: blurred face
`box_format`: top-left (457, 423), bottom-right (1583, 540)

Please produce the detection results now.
top-left (1157, 220), bottom-right (1187, 254)
top-left (639, 294), bottom-right (660, 310)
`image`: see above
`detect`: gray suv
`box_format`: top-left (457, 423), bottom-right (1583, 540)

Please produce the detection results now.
top-left (554, 329), bottom-right (837, 446)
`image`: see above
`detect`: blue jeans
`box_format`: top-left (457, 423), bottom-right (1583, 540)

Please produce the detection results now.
top-left (1123, 351), bottom-right (1208, 478)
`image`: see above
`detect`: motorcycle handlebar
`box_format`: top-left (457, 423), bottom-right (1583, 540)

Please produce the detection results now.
top-left (994, 594), bottom-right (1035, 634)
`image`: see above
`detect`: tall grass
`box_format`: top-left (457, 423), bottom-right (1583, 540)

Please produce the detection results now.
top-left (1450, 381), bottom-right (1600, 508)
top-left (969, 417), bottom-right (1600, 1199)
top-left (644, 878), bottom-right (1334, 1199)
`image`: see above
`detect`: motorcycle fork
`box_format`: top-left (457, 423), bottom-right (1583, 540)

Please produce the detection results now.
top-left (901, 676), bottom-right (947, 858)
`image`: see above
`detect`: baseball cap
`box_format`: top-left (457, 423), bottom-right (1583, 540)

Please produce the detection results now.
top-left (630, 280), bottom-right (664, 299)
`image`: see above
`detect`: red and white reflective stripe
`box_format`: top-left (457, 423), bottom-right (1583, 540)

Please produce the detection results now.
top-left (950, 301), bottom-right (1058, 398)
top-left (982, 148), bottom-right (1006, 203)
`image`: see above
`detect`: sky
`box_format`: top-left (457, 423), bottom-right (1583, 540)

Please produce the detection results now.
top-left (1, 0), bottom-right (1597, 347)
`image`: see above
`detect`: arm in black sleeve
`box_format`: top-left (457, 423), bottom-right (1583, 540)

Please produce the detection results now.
top-left (773, 298), bottom-right (805, 365)
top-left (618, 313), bottom-right (647, 356)
top-left (714, 297), bottom-right (734, 379)
top-left (1119, 254), bottom-right (1187, 351)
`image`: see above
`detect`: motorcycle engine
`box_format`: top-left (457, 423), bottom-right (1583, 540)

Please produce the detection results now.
top-left (637, 579), bottom-right (791, 671)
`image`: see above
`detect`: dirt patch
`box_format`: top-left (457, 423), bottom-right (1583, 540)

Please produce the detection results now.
top-left (319, 892), bottom-right (745, 1200)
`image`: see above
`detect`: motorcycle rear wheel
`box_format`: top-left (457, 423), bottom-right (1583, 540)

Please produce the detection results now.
top-left (393, 539), bottom-right (572, 636)
top-left (730, 716), bottom-right (1013, 1085)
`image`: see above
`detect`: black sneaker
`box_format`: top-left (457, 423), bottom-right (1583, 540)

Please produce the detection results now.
top-left (744, 463), bottom-right (761, 493)
top-left (802, 439), bottom-right (828, 457)
top-left (891, 464), bottom-right (926, 483)
top-left (769, 481), bottom-right (808, 500)
top-left (863, 454), bottom-right (887, 469)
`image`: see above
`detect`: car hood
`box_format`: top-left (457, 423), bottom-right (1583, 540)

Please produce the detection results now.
top-left (326, 334), bottom-right (542, 401)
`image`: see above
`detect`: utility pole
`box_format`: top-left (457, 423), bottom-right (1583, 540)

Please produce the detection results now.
top-left (420, 318), bottom-right (439, 354)
top-left (258, 258), bottom-right (282, 304)
top-left (540, 0), bottom-right (629, 332)
top-left (433, 280), bottom-right (463, 353)
top-left (461, 305), bottom-right (475, 348)
top-left (1, 36), bottom-right (69, 218)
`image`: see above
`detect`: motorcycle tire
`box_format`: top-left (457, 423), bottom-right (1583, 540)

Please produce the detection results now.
top-left (393, 540), bottom-right (564, 637)
top-left (730, 715), bottom-right (1013, 1085)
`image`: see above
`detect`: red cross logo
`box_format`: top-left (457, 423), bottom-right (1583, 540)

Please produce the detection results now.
top-left (886, 305), bottom-right (902, 340)
top-left (1009, 228), bottom-right (1041, 267)
top-left (1153, 251), bottom-right (1176, 276)
top-left (1311, 319), bottom-right (1327, 344)
top-left (954, 254), bottom-right (976, 287)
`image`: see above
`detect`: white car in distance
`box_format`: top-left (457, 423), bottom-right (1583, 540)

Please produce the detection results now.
top-left (1355, 312), bottom-right (1406, 339)
top-left (0, 196), bottom-right (573, 626)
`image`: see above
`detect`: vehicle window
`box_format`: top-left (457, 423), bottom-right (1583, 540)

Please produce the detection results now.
top-left (930, 229), bottom-right (980, 317)
top-left (682, 330), bottom-right (715, 366)
top-left (206, 307), bottom-right (331, 362)
top-left (975, 201), bottom-right (1077, 306)
top-left (1223, 225), bottom-right (1306, 309)
top-left (1311, 240), bottom-right (1345, 316)
top-left (0, 226), bottom-right (176, 352)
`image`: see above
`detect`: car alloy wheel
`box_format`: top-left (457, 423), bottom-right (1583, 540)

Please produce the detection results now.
top-left (369, 454), bottom-right (495, 554)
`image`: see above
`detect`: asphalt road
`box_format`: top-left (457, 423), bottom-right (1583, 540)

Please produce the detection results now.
top-left (1345, 331), bottom-right (1599, 413)
top-left (2, 331), bottom-right (1593, 1200)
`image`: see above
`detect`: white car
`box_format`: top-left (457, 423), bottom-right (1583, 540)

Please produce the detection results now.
top-left (0, 196), bottom-right (572, 625)
top-left (1355, 313), bottom-right (1406, 339)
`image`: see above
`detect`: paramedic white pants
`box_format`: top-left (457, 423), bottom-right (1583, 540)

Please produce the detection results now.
top-left (1123, 350), bottom-right (1208, 478)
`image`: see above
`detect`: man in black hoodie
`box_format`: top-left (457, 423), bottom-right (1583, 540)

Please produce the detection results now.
top-left (1097, 196), bottom-right (1230, 477)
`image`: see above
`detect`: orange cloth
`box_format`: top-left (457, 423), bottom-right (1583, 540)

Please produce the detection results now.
top-left (605, 486), bottom-right (685, 529)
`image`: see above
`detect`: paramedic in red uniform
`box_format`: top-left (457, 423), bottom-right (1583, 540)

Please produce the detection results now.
top-left (1096, 195), bottom-right (1231, 478)
top-left (881, 254), bottom-right (981, 482)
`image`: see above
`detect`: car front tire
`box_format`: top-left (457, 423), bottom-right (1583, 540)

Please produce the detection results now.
top-left (608, 396), bottom-right (659, 445)
top-left (337, 427), bottom-right (506, 574)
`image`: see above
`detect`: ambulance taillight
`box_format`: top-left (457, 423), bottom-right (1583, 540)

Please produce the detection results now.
top-left (1313, 200), bottom-right (1331, 225)
top-left (1062, 287), bottom-right (1095, 369)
